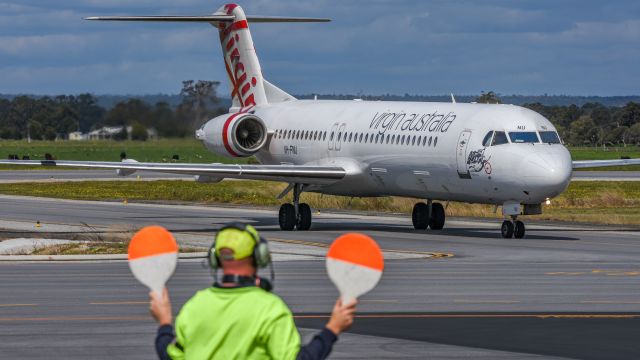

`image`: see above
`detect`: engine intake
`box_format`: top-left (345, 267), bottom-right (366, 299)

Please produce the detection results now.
top-left (199, 113), bottom-right (268, 157)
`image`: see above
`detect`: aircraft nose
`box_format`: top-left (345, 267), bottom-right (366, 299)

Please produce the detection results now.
top-left (522, 148), bottom-right (572, 198)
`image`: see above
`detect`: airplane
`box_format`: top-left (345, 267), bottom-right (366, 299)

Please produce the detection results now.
top-left (2, 3), bottom-right (639, 238)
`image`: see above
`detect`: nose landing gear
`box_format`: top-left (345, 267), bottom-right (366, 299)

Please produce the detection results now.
top-left (412, 200), bottom-right (446, 230)
top-left (278, 183), bottom-right (312, 231)
top-left (501, 216), bottom-right (525, 238)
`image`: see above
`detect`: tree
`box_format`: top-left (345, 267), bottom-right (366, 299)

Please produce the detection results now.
top-left (605, 126), bottom-right (630, 146)
top-left (178, 80), bottom-right (223, 131)
top-left (582, 103), bottom-right (611, 127)
top-left (27, 121), bottom-right (44, 140)
top-left (153, 102), bottom-right (186, 138)
top-left (628, 123), bottom-right (640, 145)
top-left (616, 102), bottom-right (640, 127)
top-left (43, 126), bottom-right (57, 141)
top-left (105, 99), bottom-right (151, 127)
top-left (130, 122), bottom-right (148, 141)
top-left (569, 115), bottom-right (599, 146)
top-left (75, 94), bottom-right (105, 132)
top-left (475, 91), bottom-right (501, 104)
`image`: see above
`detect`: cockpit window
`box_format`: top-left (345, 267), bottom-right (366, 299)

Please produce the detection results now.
top-left (491, 131), bottom-right (509, 146)
top-left (539, 131), bottom-right (561, 144)
top-left (482, 131), bottom-right (493, 147)
top-left (508, 131), bottom-right (539, 143)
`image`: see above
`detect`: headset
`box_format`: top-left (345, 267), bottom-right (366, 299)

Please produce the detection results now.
top-left (208, 223), bottom-right (274, 291)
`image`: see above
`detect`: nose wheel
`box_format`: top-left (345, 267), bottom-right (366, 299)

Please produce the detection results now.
top-left (412, 201), bottom-right (446, 230)
top-left (501, 218), bottom-right (525, 238)
top-left (278, 184), bottom-right (312, 231)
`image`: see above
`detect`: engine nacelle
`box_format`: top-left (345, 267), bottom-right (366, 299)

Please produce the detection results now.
top-left (197, 113), bottom-right (268, 158)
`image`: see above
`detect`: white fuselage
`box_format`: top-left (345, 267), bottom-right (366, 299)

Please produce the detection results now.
top-left (203, 99), bottom-right (573, 205)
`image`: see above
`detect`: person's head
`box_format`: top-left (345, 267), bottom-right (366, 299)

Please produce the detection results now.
top-left (209, 223), bottom-right (270, 276)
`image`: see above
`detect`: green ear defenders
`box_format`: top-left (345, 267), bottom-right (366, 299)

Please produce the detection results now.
top-left (208, 223), bottom-right (271, 269)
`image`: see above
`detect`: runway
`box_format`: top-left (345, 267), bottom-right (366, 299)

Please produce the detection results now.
top-left (1, 195), bottom-right (640, 358)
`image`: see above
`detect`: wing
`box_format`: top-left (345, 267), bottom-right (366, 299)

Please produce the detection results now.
top-left (572, 159), bottom-right (640, 169)
top-left (0, 160), bottom-right (345, 185)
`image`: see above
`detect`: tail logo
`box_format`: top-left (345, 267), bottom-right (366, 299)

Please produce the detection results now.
top-left (219, 5), bottom-right (257, 109)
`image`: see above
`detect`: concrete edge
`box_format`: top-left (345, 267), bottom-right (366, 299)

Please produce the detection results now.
top-left (0, 252), bottom-right (208, 262)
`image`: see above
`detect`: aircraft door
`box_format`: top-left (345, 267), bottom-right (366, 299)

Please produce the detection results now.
top-left (456, 130), bottom-right (472, 179)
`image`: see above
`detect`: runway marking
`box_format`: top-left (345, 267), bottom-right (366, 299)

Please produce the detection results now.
top-left (580, 301), bottom-right (640, 304)
top-left (591, 269), bottom-right (640, 276)
top-left (546, 269), bottom-right (640, 276)
top-left (90, 301), bottom-right (148, 305)
top-left (294, 314), bottom-right (640, 319)
top-left (0, 316), bottom-right (148, 322)
top-left (453, 300), bottom-right (520, 304)
top-left (0, 303), bottom-right (38, 307)
top-left (269, 237), bottom-right (453, 259)
top-left (546, 272), bottom-right (586, 276)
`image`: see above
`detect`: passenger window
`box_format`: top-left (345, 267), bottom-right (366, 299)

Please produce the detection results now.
top-left (491, 131), bottom-right (509, 146)
top-left (482, 131), bottom-right (494, 147)
top-left (434, 137), bottom-right (438, 147)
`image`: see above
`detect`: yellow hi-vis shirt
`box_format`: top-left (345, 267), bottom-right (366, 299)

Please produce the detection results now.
top-left (167, 286), bottom-right (301, 360)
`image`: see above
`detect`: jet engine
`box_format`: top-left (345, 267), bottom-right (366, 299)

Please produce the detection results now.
top-left (197, 113), bottom-right (268, 158)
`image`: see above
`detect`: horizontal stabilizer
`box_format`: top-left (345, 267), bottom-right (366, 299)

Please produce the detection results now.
top-left (85, 15), bottom-right (330, 23)
top-left (84, 15), bottom-right (235, 22)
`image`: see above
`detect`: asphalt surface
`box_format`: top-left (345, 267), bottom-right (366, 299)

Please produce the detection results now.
top-left (1, 195), bottom-right (640, 358)
top-left (0, 169), bottom-right (638, 182)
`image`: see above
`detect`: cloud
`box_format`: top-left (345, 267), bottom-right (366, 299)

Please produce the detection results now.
top-left (0, 0), bottom-right (637, 95)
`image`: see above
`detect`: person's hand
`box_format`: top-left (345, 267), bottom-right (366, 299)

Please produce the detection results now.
top-left (326, 297), bottom-right (357, 336)
top-left (149, 287), bottom-right (172, 326)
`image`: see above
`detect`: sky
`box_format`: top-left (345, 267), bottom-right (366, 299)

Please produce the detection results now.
top-left (0, 0), bottom-right (639, 96)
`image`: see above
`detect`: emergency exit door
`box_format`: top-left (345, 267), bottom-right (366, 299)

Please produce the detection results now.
top-left (456, 130), bottom-right (472, 179)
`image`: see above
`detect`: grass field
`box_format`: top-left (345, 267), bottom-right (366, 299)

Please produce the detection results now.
top-left (0, 180), bottom-right (638, 226)
top-left (1, 140), bottom-right (639, 170)
top-left (570, 146), bottom-right (640, 171)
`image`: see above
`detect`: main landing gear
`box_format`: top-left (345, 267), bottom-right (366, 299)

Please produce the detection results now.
top-left (412, 200), bottom-right (446, 230)
top-left (501, 216), bottom-right (525, 239)
top-left (279, 184), bottom-right (312, 231)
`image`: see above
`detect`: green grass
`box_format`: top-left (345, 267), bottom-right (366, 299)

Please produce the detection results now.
top-left (0, 180), bottom-right (638, 226)
top-left (570, 146), bottom-right (640, 171)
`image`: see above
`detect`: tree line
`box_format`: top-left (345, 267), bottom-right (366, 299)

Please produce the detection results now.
top-left (1, 85), bottom-right (639, 146)
top-left (475, 91), bottom-right (640, 147)
top-left (0, 81), bottom-right (225, 141)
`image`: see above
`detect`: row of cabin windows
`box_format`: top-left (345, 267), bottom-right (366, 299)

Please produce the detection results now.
top-left (274, 129), bottom-right (328, 141)
top-left (273, 129), bottom-right (439, 147)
